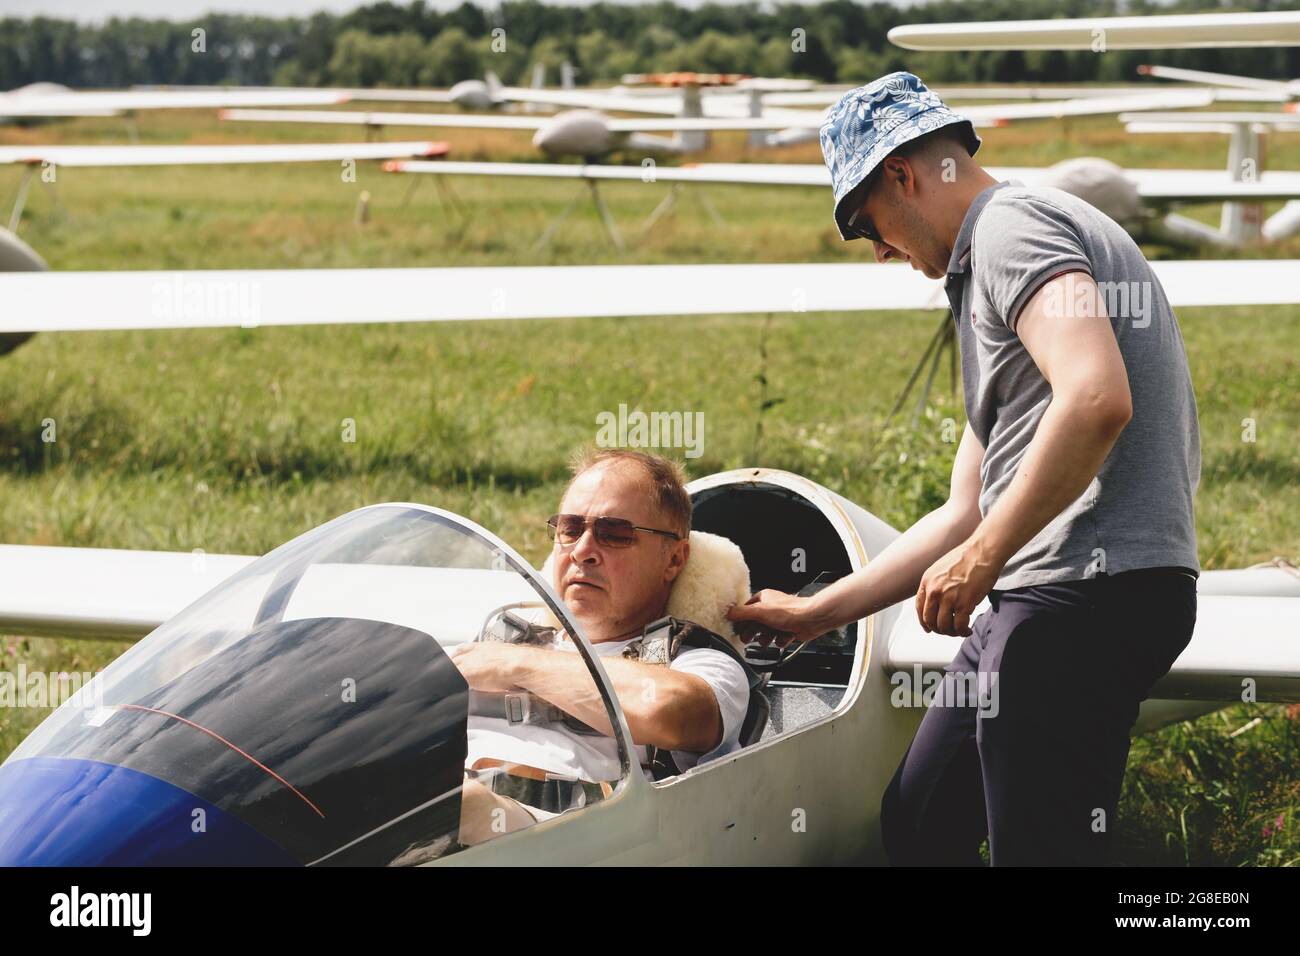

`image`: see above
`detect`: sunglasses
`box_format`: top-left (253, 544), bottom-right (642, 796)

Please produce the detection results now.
top-left (546, 513), bottom-right (681, 549)
top-left (843, 171), bottom-right (882, 243)
top-left (845, 198), bottom-right (880, 243)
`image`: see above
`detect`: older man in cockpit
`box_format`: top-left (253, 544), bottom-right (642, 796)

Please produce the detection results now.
top-left (451, 448), bottom-right (755, 845)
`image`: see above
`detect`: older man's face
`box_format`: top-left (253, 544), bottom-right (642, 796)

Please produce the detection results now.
top-left (552, 461), bottom-right (686, 642)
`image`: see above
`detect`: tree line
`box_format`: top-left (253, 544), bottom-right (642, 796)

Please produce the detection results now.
top-left (2, 0), bottom-right (1298, 91)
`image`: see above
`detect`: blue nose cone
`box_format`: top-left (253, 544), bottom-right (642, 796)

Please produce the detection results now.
top-left (0, 757), bottom-right (299, 866)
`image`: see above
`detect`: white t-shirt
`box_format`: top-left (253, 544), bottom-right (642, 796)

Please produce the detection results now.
top-left (464, 632), bottom-right (750, 783)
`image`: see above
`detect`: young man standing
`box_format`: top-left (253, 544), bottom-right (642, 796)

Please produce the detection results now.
top-left (729, 72), bottom-right (1201, 865)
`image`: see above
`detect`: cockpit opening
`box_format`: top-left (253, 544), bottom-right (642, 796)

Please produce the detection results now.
top-left (691, 480), bottom-right (859, 740)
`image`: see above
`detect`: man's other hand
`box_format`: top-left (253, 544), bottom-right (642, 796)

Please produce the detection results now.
top-left (915, 538), bottom-right (1001, 636)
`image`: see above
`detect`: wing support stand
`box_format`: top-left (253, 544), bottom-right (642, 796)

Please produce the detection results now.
top-left (532, 179), bottom-right (625, 253)
top-left (7, 164), bottom-right (35, 233)
top-left (639, 183), bottom-right (726, 237)
top-left (1221, 120), bottom-right (1264, 245)
top-left (884, 311), bottom-right (958, 430)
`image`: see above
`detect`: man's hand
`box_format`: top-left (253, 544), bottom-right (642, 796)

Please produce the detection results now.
top-left (915, 536), bottom-right (1002, 636)
top-left (447, 642), bottom-right (525, 693)
top-left (726, 590), bottom-right (829, 648)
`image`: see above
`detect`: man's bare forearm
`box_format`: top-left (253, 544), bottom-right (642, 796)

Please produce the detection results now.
top-left (512, 647), bottom-right (714, 751)
top-left (507, 646), bottom-right (616, 735)
top-left (804, 501), bottom-right (981, 633)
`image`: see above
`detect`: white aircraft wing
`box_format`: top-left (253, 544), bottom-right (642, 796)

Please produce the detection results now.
top-left (650, 89), bottom-right (1218, 126)
top-left (888, 11), bottom-right (1300, 51)
top-left (495, 86), bottom-right (685, 115)
top-left (387, 158), bottom-right (1300, 203)
top-left (886, 568), bottom-right (1300, 702)
top-left (133, 84), bottom-right (458, 104)
top-left (592, 90), bottom-right (1219, 128)
top-left (960, 89), bottom-right (1215, 121)
top-left (1, 259), bottom-right (1298, 337)
top-left (220, 106), bottom-right (843, 133)
top-left (0, 264), bottom-right (947, 333)
top-left (273, 87), bottom-right (455, 105)
top-left (947, 84), bottom-right (1284, 102)
top-left (385, 159), bottom-right (832, 186)
top-left (0, 142), bottom-right (449, 168)
top-left (1126, 121), bottom-right (1275, 135)
top-left (1122, 175), bottom-right (1300, 203)
top-left (0, 89), bottom-right (350, 115)
top-left (764, 85), bottom-right (1237, 105)
top-left (0, 106), bottom-right (122, 118)
top-left (997, 165), bottom-right (1300, 202)
top-left (1137, 64), bottom-right (1299, 99)
top-left (4, 544), bottom-right (1298, 707)
top-left (1116, 110), bottom-right (1300, 126)
top-left (0, 546), bottom-right (524, 643)
top-left (490, 86), bottom-right (827, 121)
top-left (604, 114), bottom-right (832, 132)
top-left (0, 545), bottom-right (255, 640)
top-left (1126, 259), bottom-right (1300, 303)
top-left (220, 108), bottom-right (551, 130)
top-left (674, 162), bottom-right (830, 186)
top-left (729, 84), bottom-right (1282, 108)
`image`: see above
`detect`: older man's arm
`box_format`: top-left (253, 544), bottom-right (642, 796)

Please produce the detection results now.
top-left (449, 642), bottom-right (722, 753)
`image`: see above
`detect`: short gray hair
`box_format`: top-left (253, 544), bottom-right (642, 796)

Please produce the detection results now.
top-left (564, 447), bottom-right (692, 538)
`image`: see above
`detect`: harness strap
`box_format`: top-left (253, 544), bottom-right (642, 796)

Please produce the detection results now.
top-left (623, 616), bottom-right (765, 780)
top-left (468, 689), bottom-right (602, 735)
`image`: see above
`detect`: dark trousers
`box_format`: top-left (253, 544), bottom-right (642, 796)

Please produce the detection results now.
top-left (880, 566), bottom-right (1198, 866)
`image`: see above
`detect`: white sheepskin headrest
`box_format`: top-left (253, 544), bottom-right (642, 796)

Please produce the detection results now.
top-left (538, 530), bottom-right (751, 652)
top-left (666, 530), bottom-right (751, 652)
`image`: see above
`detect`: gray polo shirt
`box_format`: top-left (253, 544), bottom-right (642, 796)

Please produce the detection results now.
top-left (944, 180), bottom-right (1201, 590)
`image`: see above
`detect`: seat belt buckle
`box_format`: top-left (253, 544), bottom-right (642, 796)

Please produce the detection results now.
top-left (504, 692), bottom-right (531, 725)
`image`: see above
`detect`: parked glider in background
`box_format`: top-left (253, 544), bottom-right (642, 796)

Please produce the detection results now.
top-left (221, 88), bottom-right (1215, 158)
top-left (1118, 110), bottom-right (1300, 243)
top-left (220, 106), bottom-right (845, 159)
top-left (382, 156), bottom-right (1300, 248)
top-left (0, 83), bottom-right (121, 123)
top-left (0, 142), bottom-right (450, 233)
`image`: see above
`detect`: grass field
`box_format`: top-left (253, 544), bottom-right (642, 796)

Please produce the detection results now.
top-left (0, 97), bottom-right (1297, 864)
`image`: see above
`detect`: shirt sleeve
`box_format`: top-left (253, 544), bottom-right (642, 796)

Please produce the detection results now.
top-left (665, 647), bottom-right (750, 771)
top-left (973, 195), bottom-right (1094, 334)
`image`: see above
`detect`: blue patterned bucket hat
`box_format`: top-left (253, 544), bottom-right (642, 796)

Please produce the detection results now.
top-left (820, 71), bottom-right (981, 241)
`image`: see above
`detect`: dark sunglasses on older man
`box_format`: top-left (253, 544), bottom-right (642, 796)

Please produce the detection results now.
top-left (546, 513), bottom-right (681, 549)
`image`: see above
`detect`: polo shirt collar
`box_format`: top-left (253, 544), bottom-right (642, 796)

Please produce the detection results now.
top-left (945, 179), bottom-right (1020, 277)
